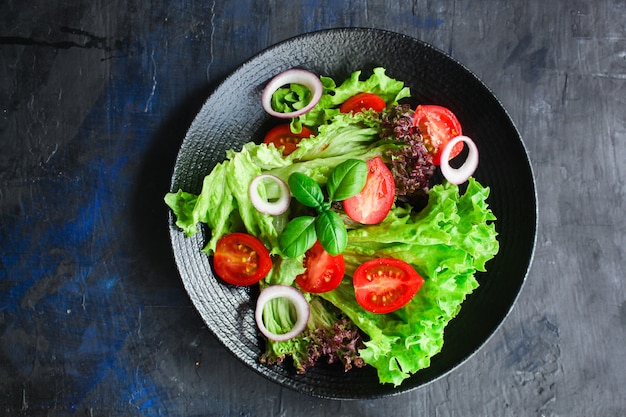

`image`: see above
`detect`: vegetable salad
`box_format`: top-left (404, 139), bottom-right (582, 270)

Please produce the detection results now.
top-left (165, 68), bottom-right (499, 386)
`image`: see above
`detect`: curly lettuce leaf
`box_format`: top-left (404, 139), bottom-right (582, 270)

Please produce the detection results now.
top-left (297, 67), bottom-right (411, 128)
top-left (164, 142), bottom-right (289, 253)
top-left (321, 178), bottom-right (499, 386)
top-left (164, 163), bottom-right (238, 239)
top-left (268, 112), bottom-right (400, 184)
top-left (165, 112), bottom-right (398, 253)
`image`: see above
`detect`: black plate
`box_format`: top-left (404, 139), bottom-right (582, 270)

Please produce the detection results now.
top-left (168, 28), bottom-right (537, 399)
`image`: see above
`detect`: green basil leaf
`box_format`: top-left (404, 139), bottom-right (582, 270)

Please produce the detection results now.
top-left (326, 158), bottom-right (368, 201)
top-left (288, 172), bottom-right (325, 208)
top-left (315, 210), bottom-right (348, 256)
top-left (278, 216), bottom-right (317, 258)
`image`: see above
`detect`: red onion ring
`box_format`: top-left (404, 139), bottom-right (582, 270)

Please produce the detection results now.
top-left (255, 285), bottom-right (310, 342)
top-left (261, 69), bottom-right (323, 118)
top-left (440, 135), bottom-right (479, 185)
top-left (249, 174), bottom-right (290, 215)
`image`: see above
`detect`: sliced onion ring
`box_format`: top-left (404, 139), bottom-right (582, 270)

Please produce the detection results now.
top-left (440, 135), bottom-right (479, 185)
top-left (261, 69), bottom-right (323, 118)
top-left (255, 285), bottom-right (310, 342)
top-left (249, 174), bottom-right (290, 215)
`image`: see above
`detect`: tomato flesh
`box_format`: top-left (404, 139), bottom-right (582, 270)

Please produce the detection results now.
top-left (213, 233), bottom-right (272, 286)
top-left (295, 241), bottom-right (345, 293)
top-left (340, 92), bottom-right (386, 114)
top-left (343, 157), bottom-right (395, 225)
top-left (353, 258), bottom-right (424, 314)
top-left (413, 104), bottom-right (464, 165)
top-left (263, 124), bottom-right (314, 156)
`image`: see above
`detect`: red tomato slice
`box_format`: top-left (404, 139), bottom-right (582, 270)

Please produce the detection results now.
top-left (342, 156), bottom-right (395, 225)
top-left (340, 92), bottom-right (386, 114)
top-left (263, 124), bottom-right (314, 156)
top-left (413, 104), bottom-right (464, 165)
top-left (213, 233), bottom-right (272, 286)
top-left (353, 258), bottom-right (424, 314)
top-left (295, 241), bottom-right (345, 293)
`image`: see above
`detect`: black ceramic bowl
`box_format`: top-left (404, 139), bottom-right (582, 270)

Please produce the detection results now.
top-left (167, 28), bottom-right (537, 399)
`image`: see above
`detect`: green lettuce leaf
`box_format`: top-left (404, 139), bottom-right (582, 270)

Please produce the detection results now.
top-left (297, 67), bottom-right (411, 128)
top-left (321, 178), bottom-right (499, 385)
top-left (164, 163), bottom-right (238, 239)
top-left (164, 142), bottom-right (289, 254)
top-left (268, 112), bottom-right (400, 184)
top-left (165, 111), bottom-right (397, 254)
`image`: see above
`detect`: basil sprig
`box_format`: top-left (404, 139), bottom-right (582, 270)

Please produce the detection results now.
top-left (327, 158), bottom-right (369, 201)
top-left (287, 173), bottom-right (326, 208)
top-left (278, 159), bottom-right (368, 257)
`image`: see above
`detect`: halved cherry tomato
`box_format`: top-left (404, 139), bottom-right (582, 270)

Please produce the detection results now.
top-left (213, 233), bottom-right (272, 286)
top-left (342, 156), bottom-right (395, 225)
top-left (340, 92), bottom-right (386, 114)
top-left (413, 104), bottom-right (464, 165)
top-left (263, 124), bottom-right (314, 156)
top-left (295, 241), bottom-right (345, 293)
top-left (353, 258), bottom-right (424, 314)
